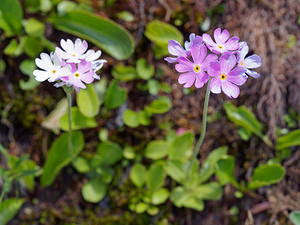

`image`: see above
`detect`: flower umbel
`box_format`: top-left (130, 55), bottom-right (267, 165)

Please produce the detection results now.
top-left (166, 27), bottom-right (262, 99)
top-left (33, 38), bottom-right (106, 92)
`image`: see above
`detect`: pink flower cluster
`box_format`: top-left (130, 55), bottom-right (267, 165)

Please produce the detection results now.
top-left (165, 28), bottom-right (261, 98)
top-left (33, 39), bottom-right (106, 92)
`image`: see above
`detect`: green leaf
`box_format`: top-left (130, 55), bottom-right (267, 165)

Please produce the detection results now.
top-left (248, 163), bottom-right (285, 189)
top-left (41, 131), bottom-right (84, 187)
top-left (146, 162), bottom-right (165, 191)
top-left (198, 146), bottom-right (228, 184)
top-left (104, 80), bottom-right (127, 109)
top-left (277, 129), bottom-right (300, 150)
top-left (72, 156), bottom-right (90, 173)
top-left (59, 107), bottom-right (97, 131)
top-left (136, 58), bottom-right (154, 80)
top-left (42, 98), bottom-right (68, 134)
top-left (4, 39), bottom-right (23, 57)
top-left (48, 10), bottom-right (134, 60)
top-left (115, 11), bottom-right (134, 22)
top-left (135, 202), bottom-right (148, 213)
top-left (57, 1), bottom-right (78, 15)
top-left (122, 109), bottom-right (140, 128)
top-left (24, 18), bottom-right (45, 37)
top-left (112, 65), bottom-right (138, 81)
top-left (151, 188), bottom-right (169, 205)
top-left (224, 102), bottom-right (263, 137)
top-left (169, 132), bottom-right (194, 161)
top-left (96, 141), bottom-right (122, 166)
top-left (238, 127), bottom-right (252, 141)
top-left (137, 110), bottom-right (151, 126)
top-left (0, 198), bottom-right (24, 225)
top-left (170, 187), bottom-right (204, 211)
top-left (215, 156), bottom-right (238, 186)
top-left (130, 163), bottom-right (147, 188)
top-left (19, 60), bottom-right (39, 90)
top-left (145, 96), bottom-right (172, 114)
top-left (147, 79), bottom-right (160, 95)
top-left (7, 156), bottom-right (39, 191)
top-left (145, 20), bottom-right (183, 46)
top-left (82, 178), bottom-right (107, 203)
top-left (23, 36), bottom-right (43, 58)
top-left (76, 84), bottom-right (100, 117)
top-left (0, 0), bottom-right (23, 35)
top-left (165, 160), bottom-right (186, 184)
top-left (290, 211), bottom-right (300, 225)
top-left (145, 140), bottom-right (169, 160)
top-left (194, 182), bottom-right (222, 200)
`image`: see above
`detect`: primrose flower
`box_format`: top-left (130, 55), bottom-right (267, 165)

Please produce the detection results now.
top-left (33, 52), bottom-right (70, 82)
top-left (237, 42), bottom-right (261, 78)
top-left (203, 28), bottom-right (239, 54)
top-left (55, 39), bottom-right (90, 63)
top-left (164, 33), bottom-right (202, 63)
top-left (175, 44), bottom-right (217, 88)
top-left (208, 53), bottom-right (246, 98)
top-left (60, 61), bottom-right (95, 92)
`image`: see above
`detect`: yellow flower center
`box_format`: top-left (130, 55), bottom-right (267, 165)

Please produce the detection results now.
top-left (52, 70), bottom-right (56, 74)
top-left (193, 65), bottom-right (201, 73)
top-left (241, 61), bottom-right (244, 66)
top-left (74, 73), bottom-right (80, 77)
top-left (220, 73), bottom-right (227, 80)
top-left (218, 45), bottom-right (223, 49)
top-left (72, 54), bottom-right (76, 57)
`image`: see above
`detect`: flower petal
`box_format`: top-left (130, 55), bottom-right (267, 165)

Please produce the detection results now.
top-left (245, 54), bottom-right (261, 68)
top-left (202, 54), bottom-right (218, 70)
top-left (33, 70), bottom-right (50, 82)
top-left (209, 77), bottom-right (221, 94)
top-left (178, 72), bottom-right (196, 88)
top-left (207, 61), bottom-right (220, 77)
top-left (225, 36), bottom-right (239, 51)
top-left (238, 42), bottom-right (248, 59)
top-left (195, 72), bottom-right (209, 88)
top-left (228, 66), bottom-right (245, 76)
top-left (220, 53), bottom-right (236, 74)
top-left (61, 39), bottom-right (74, 52)
top-left (168, 40), bottom-right (186, 57)
top-left (246, 69), bottom-right (260, 78)
top-left (221, 81), bottom-right (240, 98)
top-left (202, 33), bottom-right (216, 47)
top-left (75, 39), bottom-right (88, 54)
top-left (164, 57), bottom-right (177, 63)
top-left (214, 28), bottom-right (229, 45)
top-left (177, 57), bottom-right (193, 68)
top-left (175, 63), bottom-right (192, 73)
top-left (191, 44), bottom-right (207, 64)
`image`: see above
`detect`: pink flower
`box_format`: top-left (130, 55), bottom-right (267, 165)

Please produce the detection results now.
top-left (60, 61), bottom-right (95, 92)
top-left (203, 28), bottom-right (239, 54)
top-left (175, 44), bottom-right (217, 88)
top-left (208, 53), bottom-right (246, 98)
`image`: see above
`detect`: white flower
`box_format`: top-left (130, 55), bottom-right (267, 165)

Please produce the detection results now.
top-left (55, 38), bottom-right (92, 63)
top-left (33, 52), bottom-right (70, 82)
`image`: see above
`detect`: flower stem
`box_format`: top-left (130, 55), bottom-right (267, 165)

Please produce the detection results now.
top-left (66, 91), bottom-right (73, 158)
top-left (186, 80), bottom-right (211, 184)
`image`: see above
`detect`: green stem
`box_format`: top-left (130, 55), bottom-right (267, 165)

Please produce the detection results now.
top-left (67, 91), bottom-right (73, 158)
top-left (185, 80), bottom-right (211, 184)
